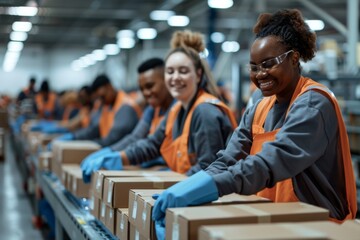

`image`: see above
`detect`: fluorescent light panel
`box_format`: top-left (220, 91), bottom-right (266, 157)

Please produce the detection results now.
top-left (137, 28), bottom-right (157, 40)
top-left (167, 15), bottom-right (189, 27)
top-left (305, 20), bottom-right (325, 31)
top-left (12, 21), bottom-right (32, 32)
top-left (10, 32), bottom-right (28, 41)
top-left (150, 10), bottom-right (175, 21)
top-left (8, 6), bottom-right (38, 16)
top-left (208, 0), bottom-right (233, 9)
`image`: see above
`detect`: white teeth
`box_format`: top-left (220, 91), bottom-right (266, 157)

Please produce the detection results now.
top-left (260, 81), bottom-right (273, 88)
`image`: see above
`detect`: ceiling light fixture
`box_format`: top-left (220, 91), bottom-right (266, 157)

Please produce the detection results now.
top-left (12, 21), bottom-right (32, 32)
top-left (305, 20), bottom-right (325, 31)
top-left (150, 10), bottom-right (175, 21)
top-left (167, 15), bottom-right (189, 27)
top-left (10, 32), bottom-right (28, 41)
top-left (221, 41), bottom-right (240, 52)
top-left (137, 28), bottom-right (157, 40)
top-left (8, 6), bottom-right (38, 16)
top-left (117, 37), bottom-right (135, 49)
top-left (208, 0), bottom-right (233, 9)
top-left (211, 32), bottom-right (225, 43)
top-left (7, 41), bottom-right (24, 52)
top-left (103, 44), bottom-right (120, 55)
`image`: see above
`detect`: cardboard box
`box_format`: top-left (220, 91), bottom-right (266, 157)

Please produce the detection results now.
top-left (166, 202), bottom-right (329, 240)
top-left (129, 223), bottom-right (147, 240)
top-left (92, 170), bottom-right (184, 199)
top-left (99, 201), bottom-right (107, 225)
top-left (52, 140), bottom-right (100, 164)
top-left (103, 176), bottom-right (186, 208)
top-left (116, 208), bottom-right (129, 240)
top-left (61, 164), bottom-right (79, 188)
top-left (51, 140), bottom-right (100, 179)
top-left (38, 151), bottom-right (52, 171)
top-left (105, 205), bottom-right (116, 234)
top-left (69, 168), bottom-right (90, 198)
top-left (199, 222), bottom-right (340, 240)
top-left (129, 191), bottom-right (271, 240)
top-left (91, 196), bottom-right (100, 219)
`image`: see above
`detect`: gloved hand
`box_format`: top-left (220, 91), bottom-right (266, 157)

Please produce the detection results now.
top-left (54, 133), bottom-right (73, 141)
top-left (46, 133), bottom-right (74, 151)
top-left (81, 151), bottom-right (123, 183)
top-left (80, 147), bottom-right (112, 169)
top-left (30, 121), bottom-right (56, 131)
top-left (154, 219), bottom-right (166, 240)
top-left (152, 170), bottom-right (219, 237)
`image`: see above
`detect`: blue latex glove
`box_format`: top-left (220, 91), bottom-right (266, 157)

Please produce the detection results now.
top-left (80, 147), bottom-right (112, 169)
top-left (30, 121), bottom-right (57, 131)
top-left (46, 133), bottom-right (74, 151)
top-left (81, 151), bottom-right (123, 183)
top-left (152, 170), bottom-right (219, 239)
top-left (154, 219), bottom-right (166, 240)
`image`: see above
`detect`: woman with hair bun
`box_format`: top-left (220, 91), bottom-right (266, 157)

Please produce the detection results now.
top-left (86, 30), bottom-right (237, 176)
top-left (152, 9), bottom-right (357, 234)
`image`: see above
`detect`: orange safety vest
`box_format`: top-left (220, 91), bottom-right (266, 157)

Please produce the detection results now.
top-left (35, 92), bottom-right (57, 119)
top-left (149, 107), bottom-right (165, 134)
top-left (99, 91), bottom-right (142, 138)
top-left (251, 76), bottom-right (357, 222)
top-left (160, 90), bottom-right (238, 173)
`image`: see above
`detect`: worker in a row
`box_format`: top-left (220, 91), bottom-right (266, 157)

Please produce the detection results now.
top-left (52, 74), bottom-right (143, 147)
top-left (81, 58), bottom-right (175, 181)
top-left (152, 9), bottom-right (357, 239)
top-left (80, 30), bottom-right (238, 181)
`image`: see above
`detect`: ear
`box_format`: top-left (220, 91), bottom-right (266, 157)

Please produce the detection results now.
top-left (196, 68), bottom-right (202, 84)
top-left (291, 51), bottom-right (300, 66)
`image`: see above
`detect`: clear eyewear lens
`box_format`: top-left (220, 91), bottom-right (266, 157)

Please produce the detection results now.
top-left (249, 50), bottom-right (293, 74)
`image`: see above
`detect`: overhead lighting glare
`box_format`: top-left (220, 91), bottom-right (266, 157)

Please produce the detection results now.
top-left (305, 20), bottom-right (325, 31)
top-left (103, 44), bottom-right (120, 55)
top-left (150, 10), bottom-right (175, 21)
top-left (8, 6), bottom-right (38, 16)
top-left (116, 29), bottom-right (134, 39)
top-left (92, 49), bottom-right (106, 61)
top-left (10, 32), bottom-right (28, 41)
top-left (12, 21), bottom-right (32, 32)
top-left (137, 28), bottom-right (157, 40)
top-left (211, 32), bottom-right (225, 43)
top-left (3, 51), bottom-right (21, 72)
top-left (221, 41), bottom-right (240, 52)
top-left (117, 37), bottom-right (136, 49)
top-left (7, 41), bottom-right (24, 52)
top-left (208, 0), bottom-right (233, 9)
top-left (167, 15), bottom-right (189, 27)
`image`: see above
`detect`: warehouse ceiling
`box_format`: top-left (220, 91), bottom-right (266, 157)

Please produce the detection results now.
top-left (0, 0), bottom-right (353, 51)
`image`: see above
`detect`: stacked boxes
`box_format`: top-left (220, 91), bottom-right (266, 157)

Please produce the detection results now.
top-left (166, 202), bottom-right (329, 240)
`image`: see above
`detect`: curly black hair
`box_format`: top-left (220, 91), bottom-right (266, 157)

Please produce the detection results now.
top-left (253, 9), bottom-right (316, 62)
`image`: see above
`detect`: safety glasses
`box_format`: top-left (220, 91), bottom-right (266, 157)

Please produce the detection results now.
top-left (248, 50), bottom-right (294, 74)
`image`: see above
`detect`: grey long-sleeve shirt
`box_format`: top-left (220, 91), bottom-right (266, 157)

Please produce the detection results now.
top-left (206, 90), bottom-right (349, 220)
top-left (110, 105), bottom-right (168, 151)
top-left (73, 104), bottom-right (139, 147)
top-left (124, 98), bottom-right (234, 176)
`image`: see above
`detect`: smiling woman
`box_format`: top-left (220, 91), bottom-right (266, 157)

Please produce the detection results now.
top-left (151, 10), bottom-right (357, 233)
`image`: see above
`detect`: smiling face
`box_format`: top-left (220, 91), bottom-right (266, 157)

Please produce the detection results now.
top-left (249, 36), bottom-right (300, 103)
top-left (165, 51), bottom-right (201, 108)
top-left (139, 67), bottom-right (172, 108)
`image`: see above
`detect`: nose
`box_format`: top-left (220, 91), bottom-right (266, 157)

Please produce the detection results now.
top-left (255, 69), bottom-right (268, 79)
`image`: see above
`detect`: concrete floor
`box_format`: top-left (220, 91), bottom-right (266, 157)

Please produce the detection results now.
top-left (0, 136), bottom-right (43, 240)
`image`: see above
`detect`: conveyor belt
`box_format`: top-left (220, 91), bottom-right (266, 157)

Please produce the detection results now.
top-left (38, 172), bottom-right (118, 240)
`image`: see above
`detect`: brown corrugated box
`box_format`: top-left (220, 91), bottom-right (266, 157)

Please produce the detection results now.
top-left (103, 176), bottom-right (186, 208)
top-left (91, 196), bottom-right (100, 219)
top-left (69, 168), bottom-right (90, 198)
top-left (52, 140), bottom-right (100, 164)
top-left (116, 208), bottom-right (129, 240)
top-left (129, 191), bottom-right (271, 240)
top-left (51, 140), bottom-right (100, 179)
top-left (38, 151), bottom-right (52, 171)
top-left (129, 223), bottom-right (147, 240)
top-left (99, 201), bottom-right (107, 224)
top-left (166, 202), bottom-right (329, 240)
top-left (199, 221), bottom-right (343, 240)
top-left (105, 205), bottom-right (117, 234)
top-left (92, 170), bottom-right (184, 199)
top-left (61, 164), bottom-right (79, 188)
